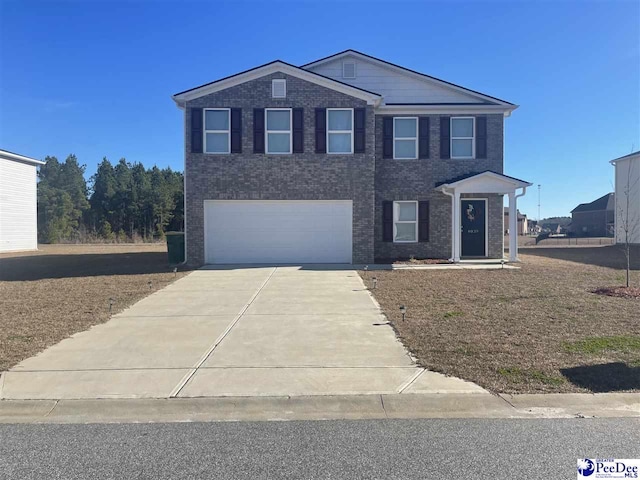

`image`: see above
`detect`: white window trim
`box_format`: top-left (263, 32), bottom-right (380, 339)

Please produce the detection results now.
top-left (203, 108), bottom-right (231, 154)
top-left (265, 108), bottom-right (292, 154)
top-left (326, 108), bottom-right (354, 154)
top-left (450, 116), bottom-right (475, 159)
top-left (393, 200), bottom-right (418, 244)
top-left (342, 61), bottom-right (356, 79)
top-left (272, 79), bottom-right (286, 98)
top-left (393, 117), bottom-right (418, 160)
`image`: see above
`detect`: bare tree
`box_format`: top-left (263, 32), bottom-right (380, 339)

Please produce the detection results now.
top-left (616, 158), bottom-right (640, 287)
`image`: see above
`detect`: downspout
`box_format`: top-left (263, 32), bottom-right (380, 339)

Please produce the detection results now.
top-left (174, 98), bottom-right (188, 267)
top-left (181, 103), bottom-right (188, 266)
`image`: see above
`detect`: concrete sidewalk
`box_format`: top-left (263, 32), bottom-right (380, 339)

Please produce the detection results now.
top-left (0, 392), bottom-right (638, 424)
top-left (1, 266), bottom-right (483, 400)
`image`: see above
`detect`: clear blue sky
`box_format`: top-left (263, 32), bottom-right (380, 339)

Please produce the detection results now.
top-left (1, 0), bottom-right (638, 219)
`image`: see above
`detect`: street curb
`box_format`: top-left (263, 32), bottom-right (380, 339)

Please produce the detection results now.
top-left (0, 392), bottom-right (637, 424)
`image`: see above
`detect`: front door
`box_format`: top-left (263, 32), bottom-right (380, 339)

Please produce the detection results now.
top-left (461, 199), bottom-right (487, 257)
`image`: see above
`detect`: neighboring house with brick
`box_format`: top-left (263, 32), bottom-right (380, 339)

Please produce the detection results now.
top-left (570, 193), bottom-right (615, 237)
top-left (610, 151), bottom-right (640, 244)
top-left (503, 207), bottom-right (528, 235)
top-left (172, 50), bottom-right (531, 266)
top-left (0, 149), bottom-right (45, 252)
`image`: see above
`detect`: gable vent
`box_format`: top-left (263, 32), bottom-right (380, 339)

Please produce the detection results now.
top-left (272, 79), bottom-right (286, 98)
top-left (342, 61), bottom-right (356, 79)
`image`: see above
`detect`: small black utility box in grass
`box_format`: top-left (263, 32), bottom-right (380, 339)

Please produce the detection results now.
top-left (166, 232), bottom-right (185, 264)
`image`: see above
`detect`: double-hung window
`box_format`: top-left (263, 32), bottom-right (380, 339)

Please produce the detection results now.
top-left (327, 108), bottom-right (353, 154)
top-left (393, 201), bottom-right (418, 243)
top-left (393, 117), bottom-right (418, 159)
top-left (451, 117), bottom-right (475, 159)
top-left (266, 109), bottom-right (292, 154)
top-left (204, 108), bottom-right (230, 154)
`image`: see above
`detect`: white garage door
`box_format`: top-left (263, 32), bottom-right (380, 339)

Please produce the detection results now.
top-left (204, 200), bottom-right (353, 264)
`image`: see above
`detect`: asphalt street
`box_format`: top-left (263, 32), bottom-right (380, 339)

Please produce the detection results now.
top-left (1, 418), bottom-right (638, 479)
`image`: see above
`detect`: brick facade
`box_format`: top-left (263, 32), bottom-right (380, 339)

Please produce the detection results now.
top-left (183, 72), bottom-right (506, 265)
top-left (184, 73), bottom-right (375, 265)
top-left (374, 114), bottom-right (504, 260)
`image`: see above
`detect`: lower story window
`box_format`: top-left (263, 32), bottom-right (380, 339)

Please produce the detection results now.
top-left (393, 201), bottom-right (418, 242)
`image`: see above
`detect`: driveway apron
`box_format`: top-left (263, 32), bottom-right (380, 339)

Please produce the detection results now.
top-left (1, 266), bottom-right (424, 399)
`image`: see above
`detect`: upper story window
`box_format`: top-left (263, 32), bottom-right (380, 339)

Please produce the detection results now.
top-left (393, 201), bottom-right (418, 243)
top-left (451, 117), bottom-right (475, 159)
top-left (393, 117), bottom-right (418, 159)
top-left (204, 108), bottom-right (230, 154)
top-left (266, 108), bottom-right (292, 154)
top-left (327, 108), bottom-right (353, 154)
top-left (272, 79), bottom-right (286, 98)
top-left (342, 61), bottom-right (356, 79)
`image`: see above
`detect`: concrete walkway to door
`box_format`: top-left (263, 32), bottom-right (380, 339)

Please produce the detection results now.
top-left (1, 266), bottom-right (484, 400)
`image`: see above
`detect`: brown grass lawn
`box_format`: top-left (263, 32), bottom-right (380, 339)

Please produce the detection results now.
top-left (0, 244), bottom-right (190, 372)
top-left (362, 245), bottom-right (640, 394)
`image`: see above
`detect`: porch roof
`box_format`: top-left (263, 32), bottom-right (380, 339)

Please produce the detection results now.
top-left (435, 171), bottom-right (532, 194)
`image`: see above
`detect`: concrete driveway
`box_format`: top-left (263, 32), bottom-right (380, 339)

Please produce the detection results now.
top-left (1, 266), bottom-right (483, 399)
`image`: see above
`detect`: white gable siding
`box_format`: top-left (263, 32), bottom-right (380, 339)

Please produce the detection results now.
top-left (614, 156), bottom-right (640, 244)
top-left (0, 158), bottom-right (39, 252)
top-left (306, 56), bottom-right (486, 105)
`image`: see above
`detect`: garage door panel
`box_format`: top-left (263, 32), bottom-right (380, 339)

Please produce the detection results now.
top-left (205, 201), bottom-right (352, 264)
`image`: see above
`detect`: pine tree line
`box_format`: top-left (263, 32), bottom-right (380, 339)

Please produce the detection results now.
top-left (37, 155), bottom-right (183, 243)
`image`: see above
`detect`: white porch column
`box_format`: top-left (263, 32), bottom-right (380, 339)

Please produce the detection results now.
top-left (508, 192), bottom-right (518, 262)
top-left (448, 191), bottom-right (455, 261)
top-left (453, 191), bottom-right (461, 262)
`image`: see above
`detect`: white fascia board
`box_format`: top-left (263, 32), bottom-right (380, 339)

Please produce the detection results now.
top-left (304, 51), bottom-right (515, 108)
top-left (610, 153), bottom-right (640, 165)
top-left (437, 172), bottom-right (532, 194)
top-left (0, 150), bottom-right (45, 165)
top-left (172, 62), bottom-right (382, 108)
top-left (376, 104), bottom-right (518, 117)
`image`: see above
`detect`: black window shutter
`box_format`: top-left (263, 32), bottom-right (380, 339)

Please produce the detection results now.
top-left (231, 108), bottom-right (242, 153)
top-left (191, 108), bottom-right (203, 153)
top-left (476, 116), bottom-right (487, 159)
top-left (354, 108), bottom-right (366, 153)
top-left (253, 108), bottom-right (265, 153)
top-left (440, 116), bottom-right (450, 159)
top-left (383, 117), bottom-right (393, 158)
top-left (315, 108), bottom-right (326, 153)
top-left (418, 201), bottom-right (430, 242)
top-left (418, 117), bottom-right (430, 159)
top-left (292, 108), bottom-right (304, 153)
top-left (382, 201), bottom-right (393, 242)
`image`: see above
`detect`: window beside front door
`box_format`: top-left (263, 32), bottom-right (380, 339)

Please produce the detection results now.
top-left (393, 117), bottom-right (418, 159)
top-left (266, 108), bottom-right (292, 154)
top-left (393, 201), bottom-right (418, 243)
top-left (327, 109), bottom-right (353, 154)
top-left (204, 108), bottom-right (231, 154)
top-left (451, 117), bottom-right (475, 159)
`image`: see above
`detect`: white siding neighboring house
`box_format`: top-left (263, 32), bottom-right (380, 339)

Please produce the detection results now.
top-left (0, 149), bottom-right (45, 252)
top-left (610, 151), bottom-right (640, 245)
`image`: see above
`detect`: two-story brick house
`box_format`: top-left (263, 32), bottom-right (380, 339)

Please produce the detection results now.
top-left (173, 50), bottom-right (531, 266)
